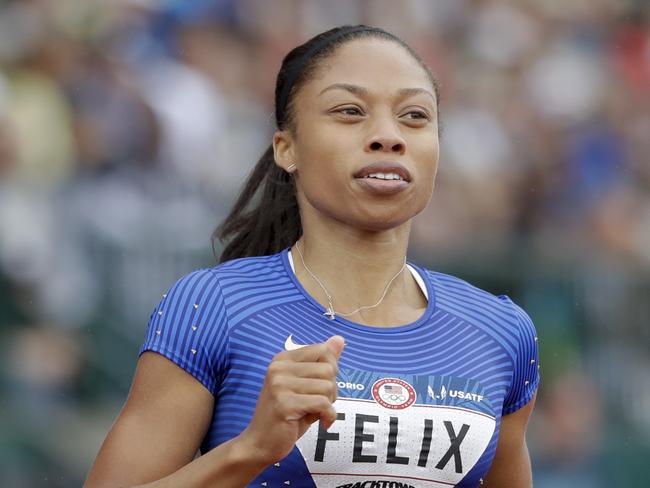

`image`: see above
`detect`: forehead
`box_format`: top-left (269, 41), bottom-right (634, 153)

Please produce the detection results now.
top-left (304, 38), bottom-right (433, 96)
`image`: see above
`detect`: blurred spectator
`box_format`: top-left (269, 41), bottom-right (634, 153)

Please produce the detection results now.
top-left (530, 371), bottom-right (605, 488)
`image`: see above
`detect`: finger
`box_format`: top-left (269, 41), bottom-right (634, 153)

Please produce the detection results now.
top-left (285, 342), bottom-right (335, 362)
top-left (320, 416), bottom-right (338, 431)
top-left (287, 377), bottom-right (338, 403)
top-left (285, 394), bottom-right (337, 424)
top-left (283, 343), bottom-right (339, 374)
top-left (325, 335), bottom-right (345, 359)
top-left (283, 362), bottom-right (338, 381)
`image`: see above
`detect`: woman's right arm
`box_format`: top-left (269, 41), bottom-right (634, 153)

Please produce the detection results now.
top-left (84, 336), bottom-right (345, 488)
top-left (84, 351), bottom-right (268, 487)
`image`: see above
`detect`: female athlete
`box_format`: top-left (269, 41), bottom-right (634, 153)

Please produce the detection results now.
top-left (85, 25), bottom-right (540, 488)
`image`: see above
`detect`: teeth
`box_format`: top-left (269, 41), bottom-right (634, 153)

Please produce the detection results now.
top-left (366, 172), bottom-right (402, 180)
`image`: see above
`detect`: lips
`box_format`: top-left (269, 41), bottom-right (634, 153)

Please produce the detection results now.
top-left (353, 161), bottom-right (412, 182)
top-left (353, 161), bottom-right (412, 196)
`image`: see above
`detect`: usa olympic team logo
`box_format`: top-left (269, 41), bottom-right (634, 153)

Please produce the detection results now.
top-left (371, 378), bottom-right (416, 410)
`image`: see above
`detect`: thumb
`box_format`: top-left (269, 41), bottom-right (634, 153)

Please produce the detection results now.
top-left (325, 335), bottom-right (345, 359)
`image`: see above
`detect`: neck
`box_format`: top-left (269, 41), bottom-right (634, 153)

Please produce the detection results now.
top-left (291, 214), bottom-right (424, 325)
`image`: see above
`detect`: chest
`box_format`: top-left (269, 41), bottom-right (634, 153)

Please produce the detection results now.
top-left (292, 367), bottom-right (500, 487)
top-left (205, 312), bottom-right (513, 487)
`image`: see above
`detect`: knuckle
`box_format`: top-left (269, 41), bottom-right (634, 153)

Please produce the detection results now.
top-left (318, 395), bottom-right (332, 410)
top-left (272, 351), bottom-right (288, 362)
top-left (318, 344), bottom-right (333, 359)
top-left (268, 374), bottom-right (285, 391)
top-left (323, 362), bottom-right (336, 377)
top-left (267, 361), bottom-right (279, 375)
top-left (267, 359), bottom-right (288, 376)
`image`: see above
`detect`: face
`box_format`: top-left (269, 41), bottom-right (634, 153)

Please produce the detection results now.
top-left (274, 38), bottom-right (440, 232)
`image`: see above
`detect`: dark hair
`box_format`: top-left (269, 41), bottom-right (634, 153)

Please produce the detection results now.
top-left (213, 25), bottom-right (440, 263)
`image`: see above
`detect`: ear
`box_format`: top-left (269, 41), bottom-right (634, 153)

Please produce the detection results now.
top-left (273, 130), bottom-right (296, 172)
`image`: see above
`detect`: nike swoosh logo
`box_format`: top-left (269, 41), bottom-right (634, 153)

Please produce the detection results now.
top-left (284, 334), bottom-right (308, 351)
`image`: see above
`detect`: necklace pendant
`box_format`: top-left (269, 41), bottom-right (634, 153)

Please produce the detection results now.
top-left (324, 307), bottom-right (336, 320)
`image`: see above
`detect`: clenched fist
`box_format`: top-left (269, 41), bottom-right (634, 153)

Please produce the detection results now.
top-left (238, 335), bottom-right (345, 465)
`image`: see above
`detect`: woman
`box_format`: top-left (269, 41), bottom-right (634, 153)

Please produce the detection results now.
top-left (85, 25), bottom-right (539, 488)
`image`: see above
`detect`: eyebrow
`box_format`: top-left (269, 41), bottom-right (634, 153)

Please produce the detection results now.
top-left (318, 83), bottom-right (435, 103)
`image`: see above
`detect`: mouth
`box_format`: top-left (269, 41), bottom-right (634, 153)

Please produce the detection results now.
top-left (353, 161), bottom-right (411, 195)
top-left (353, 161), bottom-right (412, 182)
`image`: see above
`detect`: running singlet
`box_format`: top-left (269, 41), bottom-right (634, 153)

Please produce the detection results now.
top-left (140, 249), bottom-right (540, 488)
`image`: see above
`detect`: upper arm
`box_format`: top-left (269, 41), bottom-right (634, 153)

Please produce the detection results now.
top-left (501, 300), bottom-right (540, 415)
top-left (84, 352), bottom-right (215, 487)
top-left (483, 298), bottom-right (540, 486)
top-left (483, 392), bottom-right (537, 487)
top-left (85, 270), bottom-right (229, 487)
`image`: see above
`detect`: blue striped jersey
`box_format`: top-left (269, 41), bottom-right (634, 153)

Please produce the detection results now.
top-left (140, 248), bottom-right (540, 488)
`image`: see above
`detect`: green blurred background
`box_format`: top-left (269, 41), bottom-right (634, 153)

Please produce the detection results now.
top-left (0, 0), bottom-right (648, 486)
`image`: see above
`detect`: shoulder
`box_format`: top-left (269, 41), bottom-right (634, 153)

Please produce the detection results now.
top-left (168, 252), bottom-right (286, 294)
top-left (214, 252), bottom-right (287, 282)
top-left (421, 268), bottom-right (516, 316)
top-left (418, 267), bottom-right (535, 358)
top-left (163, 251), bottom-right (298, 324)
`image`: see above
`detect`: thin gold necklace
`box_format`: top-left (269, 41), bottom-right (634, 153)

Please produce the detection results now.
top-left (294, 240), bottom-right (407, 320)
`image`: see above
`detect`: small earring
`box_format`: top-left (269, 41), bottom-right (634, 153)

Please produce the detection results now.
top-left (287, 163), bottom-right (296, 172)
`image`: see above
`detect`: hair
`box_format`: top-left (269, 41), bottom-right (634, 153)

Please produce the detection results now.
top-left (213, 25), bottom-right (440, 263)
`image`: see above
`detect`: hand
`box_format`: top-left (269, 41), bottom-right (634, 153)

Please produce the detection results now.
top-left (238, 335), bottom-right (345, 466)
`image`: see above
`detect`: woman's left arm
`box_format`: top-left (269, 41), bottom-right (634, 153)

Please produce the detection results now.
top-left (482, 392), bottom-right (537, 487)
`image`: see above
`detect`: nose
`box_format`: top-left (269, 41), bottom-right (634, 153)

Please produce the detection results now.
top-left (365, 116), bottom-right (406, 155)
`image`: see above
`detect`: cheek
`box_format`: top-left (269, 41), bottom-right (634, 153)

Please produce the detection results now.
top-left (417, 141), bottom-right (440, 182)
top-left (293, 144), bottom-right (345, 210)
top-left (294, 127), bottom-right (354, 182)
top-left (413, 143), bottom-right (440, 207)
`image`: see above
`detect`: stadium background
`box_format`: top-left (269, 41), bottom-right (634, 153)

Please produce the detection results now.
top-left (0, 0), bottom-right (648, 486)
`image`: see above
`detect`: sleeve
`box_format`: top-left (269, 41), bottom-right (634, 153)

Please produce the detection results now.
top-left (139, 268), bottom-right (230, 396)
top-left (501, 297), bottom-right (540, 415)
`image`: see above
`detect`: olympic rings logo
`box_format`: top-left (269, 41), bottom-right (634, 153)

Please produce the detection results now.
top-left (371, 377), bottom-right (417, 410)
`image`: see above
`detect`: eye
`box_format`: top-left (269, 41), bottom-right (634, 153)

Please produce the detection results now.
top-left (333, 106), bottom-right (364, 117)
top-left (402, 110), bottom-right (430, 121)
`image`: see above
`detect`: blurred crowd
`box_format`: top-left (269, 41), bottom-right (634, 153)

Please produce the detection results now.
top-left (0, 0), bottom-right (648, 486)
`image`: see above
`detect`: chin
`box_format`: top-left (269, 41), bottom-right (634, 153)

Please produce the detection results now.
top-left (353, 201), bottom-right (427, 231)
top-left (305, 192), bottom-right (424, 232)
top-left (346, 211), bottom-right (415, 233)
